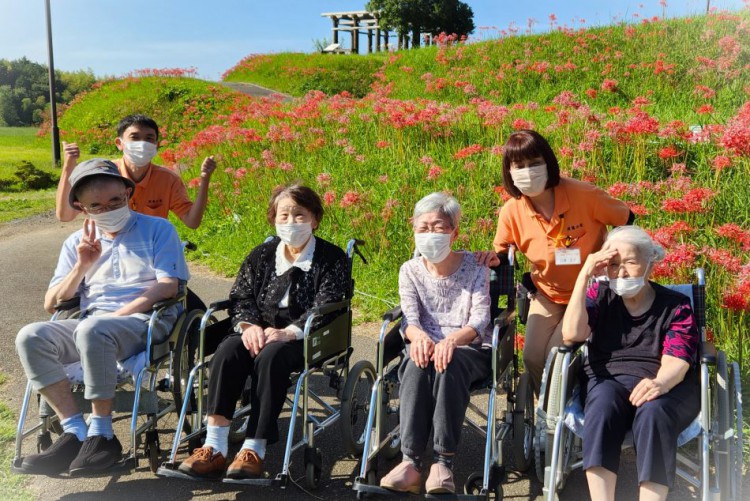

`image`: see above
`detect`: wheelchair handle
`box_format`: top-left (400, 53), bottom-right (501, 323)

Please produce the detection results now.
top-left (347, 238), bottom-right (368, 265)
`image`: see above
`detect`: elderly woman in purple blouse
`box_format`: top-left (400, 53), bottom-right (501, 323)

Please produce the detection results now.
top-left (379, 192), bottom-right (492, 495)
top-left (563, 225), bottom-right (700, 501)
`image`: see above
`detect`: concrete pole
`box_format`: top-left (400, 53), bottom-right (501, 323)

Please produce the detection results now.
top-left (44, 0), bottom-right (60, 167)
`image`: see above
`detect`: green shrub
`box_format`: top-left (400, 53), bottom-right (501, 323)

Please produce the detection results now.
top-left (14, 160), bottom-right (57, 190)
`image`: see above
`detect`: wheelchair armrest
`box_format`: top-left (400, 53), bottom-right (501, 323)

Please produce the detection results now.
top-left (152, 297), bottom-right (183, 311)
top-left (558, 341), bottom-right (585, 354)
top-left (55, 296), bottom-right (81, 311)
top-left (209, 299), bottom-right (232, 312)
top-left (700, 340), bottom-right (717, 364)
top-left (309, 299), bottom-right (349, 317)
top-left (382, 305), bottom-right (403, 323)
top-left (493, 309), bottom-right (514, 327)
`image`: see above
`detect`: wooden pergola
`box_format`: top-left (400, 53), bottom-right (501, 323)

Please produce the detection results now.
top-left (320, 10), bottom-right (390, 54)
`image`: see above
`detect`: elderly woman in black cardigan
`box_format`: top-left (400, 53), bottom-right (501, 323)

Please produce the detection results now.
top-left (179, 184), bottom-right (349, 480)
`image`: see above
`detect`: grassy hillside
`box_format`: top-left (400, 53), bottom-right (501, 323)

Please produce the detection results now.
top-left (62, 12), bottom-right (749, 370)
top-left (57, 76), bottom-right (254, 159)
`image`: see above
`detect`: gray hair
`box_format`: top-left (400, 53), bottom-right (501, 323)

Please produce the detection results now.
top-left (605, 225), bottom-right (665, 263)
top-left (412, 192), bottom-right (461, 229)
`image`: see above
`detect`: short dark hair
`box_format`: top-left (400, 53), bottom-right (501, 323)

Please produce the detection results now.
top-left (501, 130), bottom-right (561, 199)
top-left (116, 114), bottom-right (160, 140)
top-left (267, 184), bottom-right (324, 225)
top-left (73, 175), bottom-right (129, 204)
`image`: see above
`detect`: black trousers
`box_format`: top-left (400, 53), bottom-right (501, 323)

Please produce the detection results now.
top-left (581, 372), bottom-right (700, 488)
top-left (206, 335), bottom-right (304, 444)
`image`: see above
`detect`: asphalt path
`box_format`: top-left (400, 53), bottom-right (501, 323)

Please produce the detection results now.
top-left (0, 214), bottom-right (717, 500)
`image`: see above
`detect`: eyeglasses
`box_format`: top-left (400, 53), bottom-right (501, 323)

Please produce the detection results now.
top-left (77, 195), bottom-right (129, 215)
top-left (414, 223), bottom-right (453, 234)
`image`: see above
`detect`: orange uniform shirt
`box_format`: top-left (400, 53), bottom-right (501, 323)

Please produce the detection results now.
top-left (493, 177), bottom-right (630, 304)
top-left (115, 159), bottom-right (193, 220)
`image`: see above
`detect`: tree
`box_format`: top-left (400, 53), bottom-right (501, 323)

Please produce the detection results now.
top-left (0, 58), bottom-right (95, 126)
top-left (367, 0), bottom-right (474, 49)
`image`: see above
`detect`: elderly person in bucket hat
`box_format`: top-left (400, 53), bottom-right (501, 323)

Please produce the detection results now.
top-left (15, 158), bottom-right (189, 476)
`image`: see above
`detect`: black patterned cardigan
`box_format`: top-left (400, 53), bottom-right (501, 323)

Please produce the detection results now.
top-left (228, 236), bottom-right (349, 334)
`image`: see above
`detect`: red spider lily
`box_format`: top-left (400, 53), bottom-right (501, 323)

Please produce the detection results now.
top-left (693, 85), bottom-right (717, 99)
top-left (454, 144), bottom-right (484, 159)
top-left (601, 79), bottom-right (618, 92)
top-left (427, 166), bottom-right (444, 180)
top-left (585, 88), bottom-right (598, 99)
top-left (670, 163), bottom-right (687, 176)
top-left (696, 104), bottom-right (715, 115)
top-left (650, 221), bottom-right (694, 247)
top-left (704, 247), bottom-right (743, 273)
top-left (720, 101), bottom-right (750, 156)
top-left (493, 186), bottom-right (512, 202)
top-left (652, 243), bottom-right (698, 279)
top-left (712, 155), bottom-right (731, 171)
top-left (661, 188), bottom-right (716, 213)
top-left (187, 177), bottom-right (201, 188)
top-left (658, 145), bottom-right (682, 160)
top-left (340, 191), bottom-right (361, 208)
top-left (721, 291), bottom-right (748, 311)
top-left (608, 182), bottom-right (628, 198)
top-left (322, 191), bottom-right (336, 206)
top-left (512, 118), bottom-right (534, 130)
top-left (475, 217), bottom-right (494, 234)
top-left (375, 140), bottom-right (390, 148)
top-left (716, 223), bottom-right (750, 250)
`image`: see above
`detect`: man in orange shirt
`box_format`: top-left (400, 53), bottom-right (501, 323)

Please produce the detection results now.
top-left (55, 114), bottom-right (216, 229)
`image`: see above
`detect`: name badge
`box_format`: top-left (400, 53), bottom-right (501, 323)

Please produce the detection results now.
top-left (555, 248), bottom-right (581, 266)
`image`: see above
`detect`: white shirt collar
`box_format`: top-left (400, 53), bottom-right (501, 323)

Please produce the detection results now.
top-left (275, 236), bottom-right (316, 276)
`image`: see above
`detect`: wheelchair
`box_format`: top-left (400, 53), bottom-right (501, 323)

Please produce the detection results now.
top-left (11, 283), bottom-right (206, 474)
top-left (535, 268), bottom-right (744, 501)
top-left (353, 247), bottom-right (536, 499)
top-left (157, 238), bottom-right (372, 489)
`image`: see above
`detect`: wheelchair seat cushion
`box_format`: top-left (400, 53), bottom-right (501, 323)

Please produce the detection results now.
top-left (63, 351), bottom-right (147, 385)
top-left (563, 386), bottom-right (702, 447)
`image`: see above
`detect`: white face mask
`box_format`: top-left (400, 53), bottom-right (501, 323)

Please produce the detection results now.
top-left (89, 205), bottom-right (132, 234)
top-left (276, 222), bottom-right (313, 248)
top-left (510, 163), bottom-right (548, 197)
top-left (609, 276), bottom-right (646, 298)
top-left (414, 232), bottom-right (452, 264)
top-left (123, 141), bottom-right (158, 167)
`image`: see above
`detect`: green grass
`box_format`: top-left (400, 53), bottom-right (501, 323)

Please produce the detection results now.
top-left (0, 127), bottom-right (57, 184)
top-left (0, 190), bottom-right (56, 223)
top-left (0, 375), bottom-right (32, 500)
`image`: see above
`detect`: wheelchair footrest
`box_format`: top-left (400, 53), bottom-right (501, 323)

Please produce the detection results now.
top-left (222, 475), bottom-right (277, 487)
top-left (39, 390), bottom-right (160, 416)
top-left (353, 480), bottom-right (411, 497)
top-left (156, 464), bottom-right (220, 482)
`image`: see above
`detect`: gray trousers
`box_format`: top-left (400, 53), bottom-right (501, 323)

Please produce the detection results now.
top-left (15, 310), bottom-right (175, 400)
top-left (398, 345), bottom-right (491, 456)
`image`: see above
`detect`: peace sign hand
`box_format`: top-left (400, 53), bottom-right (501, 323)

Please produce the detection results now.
top-left (76, 219), bottom-right (102, 270)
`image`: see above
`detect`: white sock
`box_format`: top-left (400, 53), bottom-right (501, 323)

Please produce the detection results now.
top-left (204, 425), bottom-right (230, 457)
top-left (241, 438), bottom-right (267, 459)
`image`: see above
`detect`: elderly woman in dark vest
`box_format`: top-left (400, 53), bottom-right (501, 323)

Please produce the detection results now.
top-left (178, 184), bottom-right (349, 480)
top-left (563, 225), bottom-right (700, 501)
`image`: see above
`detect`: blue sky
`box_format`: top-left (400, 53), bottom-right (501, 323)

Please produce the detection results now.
top-left (0, 0), bottom-right (744, 81)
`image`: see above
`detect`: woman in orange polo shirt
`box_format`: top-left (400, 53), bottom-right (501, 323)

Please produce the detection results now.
top-left (493, 130), bottom-right (632, 393)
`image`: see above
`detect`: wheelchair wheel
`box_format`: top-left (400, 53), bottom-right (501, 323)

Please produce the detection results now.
top-left (304, 446), bottom-right (323, 489)
top-left (171, 309), bottom-right (206, 433)
top-left (340, 360), bottom-right (376, 455)
top-left (512, 372), bottom-right (534, 472)
top-left (463, 471), bottom-right (503, 500)
top-left (716, 352), bottom-right (731, 501)
top-left (145, 429), bottom-right (160, 473)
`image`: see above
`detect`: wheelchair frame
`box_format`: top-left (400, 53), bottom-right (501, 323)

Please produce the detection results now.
top-left (536, 268), bottom-right (744, 501)
top-left (11, 288), bottom-right (204, 474)
top-left (157, 238), bottom-right (370, 489)
top-left (352, 247), bottom-right (536, 499)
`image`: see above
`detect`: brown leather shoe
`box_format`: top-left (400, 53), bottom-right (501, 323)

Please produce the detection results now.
top-left (178, 446), bottom-right (226, 477)
top-left (226, 448), bottom-right (264, 479)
